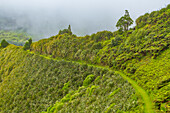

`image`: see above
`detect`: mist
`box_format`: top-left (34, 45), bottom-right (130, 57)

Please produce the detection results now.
top-left (0, 0), bottom-right (169, 39)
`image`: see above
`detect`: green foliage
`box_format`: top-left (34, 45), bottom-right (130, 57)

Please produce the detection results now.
top-left (0, 5), bottom-right (169, 113)
top-left (91, 31), bottom-right (113, 42)
top-left (53, 102), bottom-right (64, 112)
top-left (109, 88), bottom-right (121, 97)
top-left (23, 38), bottom-right (32, 50)
top-left (0, 45), bottom-right (139, 112)
top-left (31, 7), bottom-right (170, 70)
top-left (59, 25), bottom-right (72, 35)
top-left (116, 10), bottom-right (134, 31)
top-left (131, 49), bottom-right (170, 112)
top-left (110, 35), bottom-right (122, 47)
top-left (23, 42), bottom-right (30, 50)
top-left (0, 30), bottom-right (31, 46)
top-left (1, 39), bottom-right (9, 48)
top-left (104, 103), bottom-right (115, 113)
top-left (68, 24), bottom-right (71, 32)
top-left (136, 4), bottom-right (170, 29)
top-left (62, 81), bottom-right (70, 90)
top-left (83, 74), bottom-right (95, 86)
top-left (29, 6), bottom-right (170, 112)
top-left (92, 42), bottom-right (102, 49)
top-left (43, 70), bottom-right (138, 113)
top-left (89, 85), bottom-right (99, 96)
top-left (28, 38), bottom-right (32, 45)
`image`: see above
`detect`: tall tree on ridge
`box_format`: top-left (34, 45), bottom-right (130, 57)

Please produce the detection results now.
top-left (116, 10), bottom-right (133, 32)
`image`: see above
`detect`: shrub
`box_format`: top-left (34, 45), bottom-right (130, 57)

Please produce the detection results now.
top-left (92, 43), bottom-right (102, 50)
top-left (83, 74), bottom-right (95, 86)
top-left (23, 42), bottom-right (30, 50)
top-left (62, 82), bottom-right (70, 90)
top-left (1, 39), bottom-right (9, 48)
top-left (23, 38), bottom-right (32, 50)
top-left (89, 85), bottom-right (99, 96)
top-left (59, 25), bottom-right (72, 35)
top-left (109, 88), bottom-right (121, 97)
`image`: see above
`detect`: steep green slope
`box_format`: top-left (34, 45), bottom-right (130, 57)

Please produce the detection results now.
top-left (30, 48), bottom-right (170, 113)
top-left (31, 5), bottom-right (170, 69)
top-left (40, 56), bottom-right (153, 113)
top-left (0, 4), bottom-right (169, 113)
top-left (0, 45), bottom-right (139, 112)
top-left (42, 71), bottom-right (139, 113)
top-left (117, 71), bottom-right (154, 113)
top-left (130, 49), bottom-right (170, 112)
top-left (0, 30), bottom-right (31, 46)
top-left (30, 5), bottom-right (170, 112)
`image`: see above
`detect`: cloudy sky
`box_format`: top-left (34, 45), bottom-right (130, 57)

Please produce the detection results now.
top-left (0, 0), bottom-right (169, 37)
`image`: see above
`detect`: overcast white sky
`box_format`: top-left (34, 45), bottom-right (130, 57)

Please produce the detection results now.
top-left (0, 0), bottom-right (169, 37)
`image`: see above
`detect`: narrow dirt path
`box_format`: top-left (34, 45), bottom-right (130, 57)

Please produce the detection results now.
top-left (28, 51), bottom-right (154, 113)
top-left (116, 71), bottom-right (154, 113)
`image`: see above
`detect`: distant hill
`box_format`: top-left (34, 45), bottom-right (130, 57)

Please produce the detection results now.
top-left (0, 30), bottom-right (31, 46)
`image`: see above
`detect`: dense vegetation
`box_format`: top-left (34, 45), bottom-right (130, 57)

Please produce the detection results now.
top-left (59, 25), bottom-right (72, 35)
top-left (42, 73), bottom-right (139, 113)
top-left (0, 30), bottom-right (31, 46)
top-left (132, 49), bottom-right (170, 112)
top-left (0, 45), bottom-right (140, 112)
top-left (116, 10), bottom-right (134, 31)
top-left (30, 5), bottom-right (170, 112)
top-left (31, 5), bottom-right (170, 70)
top-left (23, 38), bottom-right (32, 50)
top-left (0, 5), bottom-right (169, 113)
top-left (0, 39), bottom-right (9, 48)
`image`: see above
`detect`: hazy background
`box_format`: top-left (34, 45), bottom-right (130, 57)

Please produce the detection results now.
top-left (0, 0), bottom-right (169, 39)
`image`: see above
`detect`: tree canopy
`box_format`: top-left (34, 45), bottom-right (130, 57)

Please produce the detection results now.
top-left (116, 10), bottom-right (133, 32)
top-left (1, 39), bottom-right (9, 48)
top-left (59, 25), bottom-right (72, 35)
top-left (23, 38), bottom-right (32, 50)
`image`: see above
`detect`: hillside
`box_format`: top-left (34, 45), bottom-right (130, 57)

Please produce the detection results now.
top-left (0, 45), bottom-right (140, 112)
top-left (0, 4), bottom-right (169, 113)
top-left (30, 5), bottom-right (170, 112)
top-left (31, 5), bottom-right (170, 69)
top-left (0, 30), bottom-right (31, 46)
top-left (132, 48), bottom-right (170, 112)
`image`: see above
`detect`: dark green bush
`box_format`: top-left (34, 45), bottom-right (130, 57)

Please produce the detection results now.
top-left (59, 25), bottom-right (72, 35)
top-left (92, 42), bottom-right (102, 49)
top-left (23, 38), bottom-right (32, 50)
top-left (1, 39), bottom-right (9, 48)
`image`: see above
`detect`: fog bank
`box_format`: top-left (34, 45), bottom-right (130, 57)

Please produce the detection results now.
top-left (0, 0), bottom-right (169, 38)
